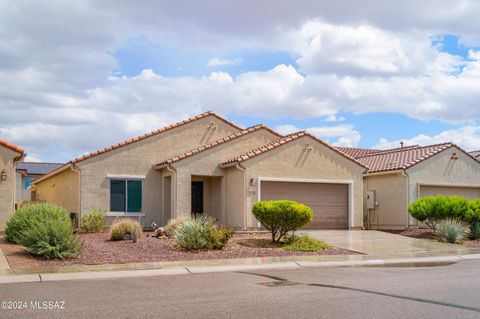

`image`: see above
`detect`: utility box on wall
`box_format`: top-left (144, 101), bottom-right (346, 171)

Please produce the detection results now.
top-left (366, 190), bottom-right (378, 209)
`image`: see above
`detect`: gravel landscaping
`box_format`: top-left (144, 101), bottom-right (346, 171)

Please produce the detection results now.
top-left (0, 232), bottom-right (357, 270)
top-left (386, 228), bottom-right (480, 247)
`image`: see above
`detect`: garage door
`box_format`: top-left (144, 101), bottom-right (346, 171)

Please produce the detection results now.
top-left (260, 181), bottom-right (349, 229)
top-left (420, 185), bottom-right (480, 199)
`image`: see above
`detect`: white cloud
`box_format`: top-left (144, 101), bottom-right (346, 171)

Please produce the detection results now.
top-left (206, 58), bottom-right (242, 67)
top-left (2, 0), bottom-right (480, 161)
top-left (275, 124), bottom-right (361, 147)
top-left (375, 126), bottom-right (480, 151)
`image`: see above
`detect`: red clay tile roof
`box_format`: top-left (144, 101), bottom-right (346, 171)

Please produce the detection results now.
top-left (354, 143), bottom-right (473, 173)
top-left (336, 145), bottom-right (420, 159)
top-left (0, 140), bottom-right (24, 154)
top-left (32, 112), bottom-right (244, 185)
top-left (155, 125), bottom-right (281, 168)
top-left (221, 131), bottom-right (368, 169)
top-left (335, 147), bottom-right (383, 158)
top-left (71, 111), bottom-right (243, 164)
top-left (469, 150), bottom-right (480, 158)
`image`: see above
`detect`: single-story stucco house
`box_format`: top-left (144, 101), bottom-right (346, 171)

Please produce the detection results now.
top-left (337, 143), bottom-right (480, 230)
top-left (0, 140), bottom-right (24, 229)
top-left (31, 112), bottom-right (367, 230)
top-left (15, 162), bottom-right (63, 203)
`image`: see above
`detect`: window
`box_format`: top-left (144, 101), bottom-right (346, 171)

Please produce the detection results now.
top-left (110, 179), bottom-right (142, 213)
top-left (24, 177), bottom-right (34, 189)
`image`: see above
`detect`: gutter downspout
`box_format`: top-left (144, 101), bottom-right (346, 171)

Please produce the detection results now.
top-left (12, 153), bottom-right (25, 211)
top-left (402, 170), bottom-right (410, 229)
top-left (165, 165), bottom-right (177, 219)
top-left (234, 164), bottom-right (248, 230)
top-left (70, 164), bottom-right (81, 223)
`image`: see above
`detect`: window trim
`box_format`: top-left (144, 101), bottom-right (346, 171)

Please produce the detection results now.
top-left (108, 176), bottom-right (144, 215)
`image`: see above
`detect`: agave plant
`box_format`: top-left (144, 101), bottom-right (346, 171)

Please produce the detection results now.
top-left (436, 218), bottom-right (469, 244)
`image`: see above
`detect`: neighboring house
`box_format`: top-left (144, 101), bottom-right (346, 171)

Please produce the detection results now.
top-left (31, 112), bottom-right (366, 230)
top-left (338, 143), bottom-right (480, 230)
top-left (0, 140), bottom-right (24, 229)
top-left (15, 162), bottom-right (63, 202)
top-left (469, 150), bottom-right (480, 159)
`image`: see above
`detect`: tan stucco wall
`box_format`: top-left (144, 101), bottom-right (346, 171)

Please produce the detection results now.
top-left (406, 147), bottom-right (480, 225)
top-left (242, 136), bottom-right (365, 229)
top-left (166, 129), bottom-right (278, 225)
top-left (73, 115), bottom-right (240, 227)
top-left (34, 167), bottom-right (80, 214)
top-left (364, 173), bottom-right (408, 230)
top-left (0, 147), bottom-right (18, 229)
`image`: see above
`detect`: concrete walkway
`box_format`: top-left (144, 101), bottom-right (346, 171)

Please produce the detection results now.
top-left (0, 247), bottom-right (13, 276)
top-left (304, 230), bottom-right (475, 256)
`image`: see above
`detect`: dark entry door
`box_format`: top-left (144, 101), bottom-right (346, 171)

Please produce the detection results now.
top-left (191, 181), bottom-right (204, 217)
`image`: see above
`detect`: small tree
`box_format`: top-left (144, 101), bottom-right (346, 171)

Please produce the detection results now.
top-left (252, 200), bottom-right (313, 243)
top-left (408, 195), bottom-right (470, 232)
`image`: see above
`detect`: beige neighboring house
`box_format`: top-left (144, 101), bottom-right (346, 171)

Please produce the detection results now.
top-left (338, 143), bottom-right (480, 230)
top-left (32, 112), bottom-right (366, 229)
top-left (15, 162), bottom-right (63, 203)
top-left (0, 140), bottom-right (24, 229)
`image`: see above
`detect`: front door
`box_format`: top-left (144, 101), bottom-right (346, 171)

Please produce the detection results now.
top-left (191, 181), bottom-right (204, 217)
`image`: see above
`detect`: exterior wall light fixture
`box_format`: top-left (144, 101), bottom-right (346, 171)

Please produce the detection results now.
top-left (0, 169), bottom-right (7, 181)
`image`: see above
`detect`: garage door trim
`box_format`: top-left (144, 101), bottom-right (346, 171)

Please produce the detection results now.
top-left (257, 177), bottom-right (353, 229)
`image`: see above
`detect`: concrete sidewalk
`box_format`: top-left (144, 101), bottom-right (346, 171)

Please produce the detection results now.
top-left (2, 230), bottom-right (480, 284)
top-left (2, 252), bottom-right (480, 284)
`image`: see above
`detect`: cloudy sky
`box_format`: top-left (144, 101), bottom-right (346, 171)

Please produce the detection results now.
top-left (1, 0), bottom-right (480, 162)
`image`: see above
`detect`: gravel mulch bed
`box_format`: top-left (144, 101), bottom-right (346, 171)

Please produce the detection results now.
top-left (31, 231), bottom-right (356, 268)
top-left (385, 228), bottom-right (480, 247)
top-left (385, 228), bottom-right (437, 240)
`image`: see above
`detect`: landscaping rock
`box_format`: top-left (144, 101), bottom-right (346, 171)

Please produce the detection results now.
top-left (152, 227), bottom-right (166, 238)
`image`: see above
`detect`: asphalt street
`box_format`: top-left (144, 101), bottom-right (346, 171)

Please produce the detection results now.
top-left (2, 260), bottom-right (480, 319)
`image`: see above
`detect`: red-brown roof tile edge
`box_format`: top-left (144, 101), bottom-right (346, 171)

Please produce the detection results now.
top-left (221, 131), bottom-right (368, 169)
top-left (70, 111), bottom-right (243, 165)
top-left (362, 142), bottom-right (480, 174)
top-left (155, 124), bottom-right (278, 167)
top-left (353, 144), bottom-right (422, 159)
top-left (0, 140), bottom-right (24, 154)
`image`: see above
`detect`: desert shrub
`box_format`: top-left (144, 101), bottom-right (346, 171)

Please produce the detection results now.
top-left (110, 219), bottom-right (143, 241)
top-left (436, 218), bottom-right (469, 244)
top-left (252, 200), bottom-right (313, 243)
top-left (81, 209), bottom-right (106, 233)
top-left (174, 216), bottom-right (233, 251)
top-left (282, 234), bottom-right (329, 252)
top-left (408, 196), bottom-right (470, 231)
top-left (18, 218), bottom-right (83, 259)
top-left (5, 203), bottom-right (70, 244)
top-left (469, 221), bottom-right (480, 240)
top-left (465, 198), bottom-right (480, 224)
top-left (164, 217), bottom-right (188, 237)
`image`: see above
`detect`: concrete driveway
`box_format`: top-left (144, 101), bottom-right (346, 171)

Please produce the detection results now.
top-left (303, 230), bottom-right (478, 256)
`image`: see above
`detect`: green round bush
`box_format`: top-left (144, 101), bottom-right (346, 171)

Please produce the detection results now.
top-left (5, 203), bottom-right (83, 259)
top-left (252, 200), bottom-right (313, 243)
top-left (5, 203), bottom-right (70, 244)
top-left (409, 196), bottom-right (473, 231)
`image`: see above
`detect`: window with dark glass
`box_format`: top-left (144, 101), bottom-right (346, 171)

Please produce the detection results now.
top-left (110, 179), bottom-right (142, 213)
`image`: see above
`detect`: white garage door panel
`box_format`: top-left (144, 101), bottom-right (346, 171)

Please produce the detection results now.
top-left (420, 185), bottom-right (480, 199)
top-left (260, 181), bottom-right (349, 229)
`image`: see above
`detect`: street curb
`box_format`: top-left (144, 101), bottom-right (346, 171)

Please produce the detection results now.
top-left (1, 254), bottom-right (479, 284)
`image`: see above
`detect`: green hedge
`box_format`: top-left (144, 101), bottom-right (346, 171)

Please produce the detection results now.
top-left (252, 200), bottom-right (313, 243)
top-left (6, 203), bottom-right (70, 244)
top-left (408, 195), bottom-right (480, 231)
top-left (5, 203), bottom-right (83, 259)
